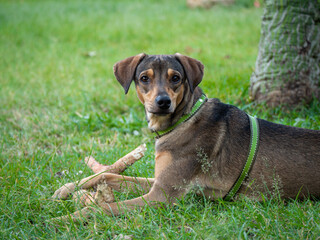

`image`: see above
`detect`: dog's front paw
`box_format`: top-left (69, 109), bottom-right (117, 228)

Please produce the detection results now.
top-left (52, 183), bottom-right (76, 199)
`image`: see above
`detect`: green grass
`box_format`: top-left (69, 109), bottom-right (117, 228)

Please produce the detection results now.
top-left (1, 0), bottom-right (320, 239)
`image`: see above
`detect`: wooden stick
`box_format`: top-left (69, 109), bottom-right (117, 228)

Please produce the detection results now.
top-left (84, 144), bottom-right (147, 174)
top-left (94, 182), bottom-right (115, 206)
top-left (73, 190), bottom-right (96, 207)
top-left (50, 145), bottom-right (147, 223)
top-left (72, 183), bottom-right (115, 207)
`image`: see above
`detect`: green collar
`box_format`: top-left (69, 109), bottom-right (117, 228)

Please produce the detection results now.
top-left (224, 114), bottom-right (260, 201)
top-left (154, 94), bottom-right (208, 138)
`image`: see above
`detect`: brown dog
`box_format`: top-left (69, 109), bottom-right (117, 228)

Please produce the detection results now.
top-left (53, 54), bottom-right (320, 220)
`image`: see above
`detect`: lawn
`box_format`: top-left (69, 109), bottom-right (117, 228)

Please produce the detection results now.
top-left (1, 0), bottom-right (320, 239)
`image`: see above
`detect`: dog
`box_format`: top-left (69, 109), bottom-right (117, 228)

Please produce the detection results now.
top-left (53, 53), bottom-right (320, 220)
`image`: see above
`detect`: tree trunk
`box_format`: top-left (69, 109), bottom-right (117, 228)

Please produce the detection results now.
top-left (250, 0), bottom-right (320, 106)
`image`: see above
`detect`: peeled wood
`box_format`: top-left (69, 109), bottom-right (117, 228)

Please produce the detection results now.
top-left (51, 144), bottom-right (147, 222)
top-left (73, 183), bottom-right (115, 208)
top-left (72, 190), bottom-right (95, 207)
top-left (72, 144), bottom-right (147, 208)
top-left (85, 143), bottom-right (147, 174)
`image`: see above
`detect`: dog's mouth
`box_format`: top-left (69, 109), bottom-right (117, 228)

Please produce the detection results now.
top-left (147, 109), bottom-right (173, 116)
top-left (150, 112), bottom-right (171, 116)
top-left (145, 109), bottom-right (173, 131)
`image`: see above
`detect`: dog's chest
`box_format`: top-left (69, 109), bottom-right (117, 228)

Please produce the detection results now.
top-left (154, 151), bottom-right (173, 178)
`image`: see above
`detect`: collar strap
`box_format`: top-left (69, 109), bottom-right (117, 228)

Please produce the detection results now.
top-left (155, 94), bottom-right (208, 138)
top-left (224, 114), bottom-right (259, 201)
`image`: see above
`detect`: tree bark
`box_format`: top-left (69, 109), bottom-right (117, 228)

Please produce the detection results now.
top-left (250, 0), bottom-right (320, 106)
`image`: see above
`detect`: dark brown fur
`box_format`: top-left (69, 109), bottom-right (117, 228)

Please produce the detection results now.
top-left (53, 54), bottom-right (320, 221)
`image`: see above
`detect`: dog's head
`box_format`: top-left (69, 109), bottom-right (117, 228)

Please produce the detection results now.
top-left (114, 53), bottom-right (204, 131)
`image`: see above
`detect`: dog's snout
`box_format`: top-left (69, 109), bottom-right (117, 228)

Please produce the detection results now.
top-left (155, 95), bottom-right (171, 110)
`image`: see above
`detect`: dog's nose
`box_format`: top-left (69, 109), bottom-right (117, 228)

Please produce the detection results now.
top-left (155, 95), bottom-right (171, 110)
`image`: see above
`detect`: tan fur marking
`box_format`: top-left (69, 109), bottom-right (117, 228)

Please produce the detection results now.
top-left (136, 68), bottom-right (157, 106)
top-left (167, 68), bottom-right (181, 77)
top-left (166, 85), bottom-right (184, 110)
top-left (155, 151), bottom-right (173, 178)
top-left (138, 69), bottom-right (155, 84)
top-left (167, 68), bottom-right (184, 108)
top-left (175, 84), bottom-right (185, 106)
top-left (144, 87), bottom-right (158, 108)
top-left (136, 87), bottom-right (145, 104)
top-left (146, 69), bottom-right (154, 78)
top-left (167, 68), bottom-right (175, 77)
top-left (139, 69), bottom-right (154, 79)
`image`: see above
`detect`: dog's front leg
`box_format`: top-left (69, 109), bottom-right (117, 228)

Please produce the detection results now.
top-left (53, 180), bottom-right (187, 223)
top-left (100, 184), bottom-right (171, 216)
top-left (95, 176), bottom-right (190, 217)
top-left (52, 192), bottom-right (162, 223)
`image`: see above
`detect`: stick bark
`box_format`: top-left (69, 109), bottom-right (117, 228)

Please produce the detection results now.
top-left (85, 143), bottom-right (147, 174)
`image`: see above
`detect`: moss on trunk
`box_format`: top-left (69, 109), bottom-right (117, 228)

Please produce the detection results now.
top-left (250, 0), bottom-right (320, 106)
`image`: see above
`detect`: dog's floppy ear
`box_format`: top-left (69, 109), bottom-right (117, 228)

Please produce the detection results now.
top-left (174, 53), bottom-right (204, 93)
top-left (113, 53), bottom-right (146, 94)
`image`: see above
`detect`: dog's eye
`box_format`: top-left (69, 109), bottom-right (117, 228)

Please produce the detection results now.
top-left (171, 75), bottom-right (180, 83)
top-left (140, 76), bottom-right (149, 83)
